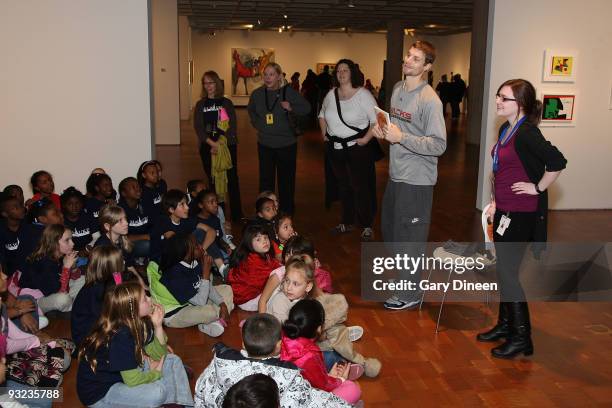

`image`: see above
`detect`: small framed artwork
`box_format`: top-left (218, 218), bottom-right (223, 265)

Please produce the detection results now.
top-left (316, 63), bottom-right (336, 74)
top-left (542, 49), bottom-right (578, 82)
top-left (540, 92), bottom-right (576, 127)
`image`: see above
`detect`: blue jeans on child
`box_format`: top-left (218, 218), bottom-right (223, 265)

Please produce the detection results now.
top-left (323, 350), bottom-right (345, 371)
top-left (89, 354), bottom-right (194, 408)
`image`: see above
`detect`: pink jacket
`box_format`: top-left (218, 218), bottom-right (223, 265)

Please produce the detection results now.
top-left (280, 334), bottom-right (342, 392)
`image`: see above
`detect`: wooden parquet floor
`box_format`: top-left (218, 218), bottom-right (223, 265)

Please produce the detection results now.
top-left (49, 110), bottom-right (612, 407)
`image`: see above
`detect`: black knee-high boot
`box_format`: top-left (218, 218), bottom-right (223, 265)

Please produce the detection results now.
top-left (476, 302), bottom-right (510, 342)
top-left (491, 302), bottom-right (533, 359)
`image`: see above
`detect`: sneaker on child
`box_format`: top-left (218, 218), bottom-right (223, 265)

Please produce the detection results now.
top-left (198, 320), bottom-right (225, 337)
top-left (348, 326), bottom-right (363, 342)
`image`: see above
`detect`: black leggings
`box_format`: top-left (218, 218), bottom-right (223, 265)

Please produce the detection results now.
top-left (493, 210), bottom-right (538, 301)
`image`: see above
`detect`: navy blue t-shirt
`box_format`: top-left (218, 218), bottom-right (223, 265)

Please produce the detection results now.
top-left (140, 185), bottom-right (163, 222)
top-left (160, 261), bottom-right (201, 304)
top-left (71, 282), bottom-right (106, 347)
top-left (64, 212), bottom-right (93, 251)
top-left (149, 216), bottom-right (198, 263)
top-left (77, 325), bottom-right (154, 406)
top-left (0, 220), bottom-right (44, 276)
top-left (118, 199), bottom-right (151, 236)
top-left (84, 197), bottom-right (106, 221)
top-left (94, 234), bottom-right (135, 268)
top-left (20, 256), bottom-right (62, 296)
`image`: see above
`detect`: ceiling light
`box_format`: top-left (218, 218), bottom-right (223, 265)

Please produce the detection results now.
top-left (348, 0), bottom-right (355, 7)
top-left (244, 24), bottom-right (254, 29)
top-left (257, 19), bottom-right (261, 25)
top-left (425, 24), bottom-right (437, 28)
top-left (278, 26), bottom-right (283, 33)
top-left (283, 14), bottom-right (288, 19)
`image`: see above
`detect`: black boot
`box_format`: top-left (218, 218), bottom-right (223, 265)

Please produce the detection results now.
top-left (477, 302), bottom-right (510, 342)
top-left (491, 302), bottom-right (533, 359)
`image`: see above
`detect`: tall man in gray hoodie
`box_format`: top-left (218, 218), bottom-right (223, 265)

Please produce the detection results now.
top-left (373, 41), bottom-right (447, 310)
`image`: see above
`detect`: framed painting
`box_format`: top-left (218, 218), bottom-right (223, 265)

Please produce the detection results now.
top-left (542, 49), bottom-right (578, 82)
top-left (316, 63), bottom-right (336, 74)
top-left (231, 48), bottom-right (275, 96)
top-left (540, 92), bottom-right (576, 127)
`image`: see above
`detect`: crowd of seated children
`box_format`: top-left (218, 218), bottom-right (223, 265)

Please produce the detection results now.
top-left (149, 233), bottom-right (233, 337)
top-left (195, 313), bottom-right (352, 407)
top-left (259, 236), bottom-right (380, 378)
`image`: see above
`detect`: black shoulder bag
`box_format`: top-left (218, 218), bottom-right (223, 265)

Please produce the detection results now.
top-left (331, 88), bottom-right (384, 161)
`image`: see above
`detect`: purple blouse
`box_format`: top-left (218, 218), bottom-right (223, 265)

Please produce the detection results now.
top-left (492, 136), bottom-right (538, 212)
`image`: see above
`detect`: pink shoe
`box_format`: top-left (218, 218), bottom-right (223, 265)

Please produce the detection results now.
top-left (347, 363), bottom-right (364, 381)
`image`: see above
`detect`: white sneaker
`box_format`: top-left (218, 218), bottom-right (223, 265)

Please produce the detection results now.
top-left (348, 325), bottom-right (364, 342)
top-left (198, 321), bottom-right (225, 337)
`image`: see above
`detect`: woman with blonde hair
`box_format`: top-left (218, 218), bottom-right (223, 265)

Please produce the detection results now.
top-left (77, 281), bottom-right (193, 407)
top-left (248, 62), bottom-right (311, 215)
top-left (19, 224), bottom-right (86, 312)
top-left (194, 70), bottom-right (244, 221)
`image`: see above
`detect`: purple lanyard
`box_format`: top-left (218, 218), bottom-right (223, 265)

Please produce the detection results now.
top-left (493, 116), bottom-right (526, 173)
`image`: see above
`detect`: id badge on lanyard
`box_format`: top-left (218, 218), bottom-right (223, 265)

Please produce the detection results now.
top-left (492, 116), bottom-right (527, 173)
top-left (266, 113), bottom-right (274, 125)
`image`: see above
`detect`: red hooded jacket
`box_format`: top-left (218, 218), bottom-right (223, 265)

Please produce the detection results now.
top-left (280, 335), bottom-right (342, 392)
top-left (228, 253), bottom-right (281, 305)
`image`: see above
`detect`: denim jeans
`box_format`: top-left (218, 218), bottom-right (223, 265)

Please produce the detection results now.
top-left (323, 350), bottom-right (345, 372)
top-left (89, 354), bottom-right (194, 408)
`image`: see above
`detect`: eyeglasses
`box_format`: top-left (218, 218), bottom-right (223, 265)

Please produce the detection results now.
top-left (496, 94), bottom-right (516, 102)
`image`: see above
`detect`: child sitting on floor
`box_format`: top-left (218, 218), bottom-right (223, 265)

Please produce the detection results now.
top-left (194, 313), bottom-right (351, 408)
top-left (280, 299), bottom-right (362, 405)
top-left (150, 233), bottom-right (232, 338)
top-left (227, 224), bottom-right (281, 311)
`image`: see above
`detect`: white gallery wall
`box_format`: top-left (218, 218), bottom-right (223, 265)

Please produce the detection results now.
top-left (476, 0), bottom-right (612, 210)
top-left (0, 0), bottom-right (152, 194)
top-left (190, 30), bottom-right (471, 107)
top-left (151, 0), bottom-right (180, 144)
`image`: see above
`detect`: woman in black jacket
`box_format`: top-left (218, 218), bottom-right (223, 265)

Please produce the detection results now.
top-left (478, 78), bottom-right (567, 359)
top-left (247, 62), bottom-right (311, 215)
top-left (194, 70), bottom-right (243, 221)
